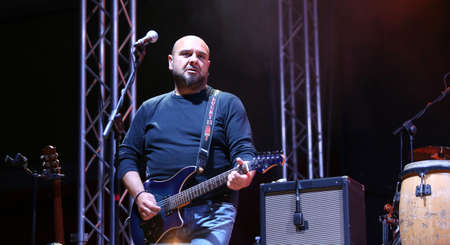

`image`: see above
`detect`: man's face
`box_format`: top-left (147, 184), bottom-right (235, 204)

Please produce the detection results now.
top-left (168, 36), bottom-right (210, 87)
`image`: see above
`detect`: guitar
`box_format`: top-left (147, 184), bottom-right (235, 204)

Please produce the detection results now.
top-left (41, 145), bottom-right (65, 244)
top-left (130, 152), bottom-right (285, 244)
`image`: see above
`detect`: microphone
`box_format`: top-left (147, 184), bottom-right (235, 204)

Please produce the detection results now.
top-left (134, 30), bottom-right (158, 47)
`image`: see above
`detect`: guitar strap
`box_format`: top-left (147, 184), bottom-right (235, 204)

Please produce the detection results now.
top-left (196, 86), bottom-right (221, 173)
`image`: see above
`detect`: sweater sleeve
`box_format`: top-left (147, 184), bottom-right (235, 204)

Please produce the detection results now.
top-left (224, 94), bottom-right (257, 164)
top-left (117, 103), bottom-right (147, 180)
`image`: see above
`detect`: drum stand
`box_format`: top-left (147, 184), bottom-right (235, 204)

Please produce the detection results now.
top-left (378, 204), bottom-right (399, 245)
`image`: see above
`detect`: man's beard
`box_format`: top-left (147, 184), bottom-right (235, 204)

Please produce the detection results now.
top-left (172, 71), bottom-right (207, 89)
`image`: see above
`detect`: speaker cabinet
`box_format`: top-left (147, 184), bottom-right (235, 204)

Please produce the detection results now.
top-left (260, 176), bottom-right (366, 245)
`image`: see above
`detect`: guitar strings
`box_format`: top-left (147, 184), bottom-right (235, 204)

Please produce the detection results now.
top-left (156, 167), bottom-right (237, 211)
top-left (154, 154), bottom-right (280, 211)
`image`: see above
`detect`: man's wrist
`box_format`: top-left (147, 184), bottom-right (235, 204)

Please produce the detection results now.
top-left (135, 190), bottom-right (147, 201)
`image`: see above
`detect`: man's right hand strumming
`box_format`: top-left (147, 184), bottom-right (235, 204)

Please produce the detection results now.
top-left (122, 171), bottom-right (161, 220)
top-left (135, 192), bottom-right (161, 220)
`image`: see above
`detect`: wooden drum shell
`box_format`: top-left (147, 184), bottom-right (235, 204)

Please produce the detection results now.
top-left (399, 160), bottom-right (450, 245)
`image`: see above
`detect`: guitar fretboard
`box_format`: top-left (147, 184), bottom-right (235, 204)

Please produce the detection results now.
top-left (156, 152), bottom-right (283, 212)
top-left (163, 167), bottom-right (238, 211)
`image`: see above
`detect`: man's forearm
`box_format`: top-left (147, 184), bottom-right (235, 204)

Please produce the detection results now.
top-left (122, 171), bottom-right (145, 198)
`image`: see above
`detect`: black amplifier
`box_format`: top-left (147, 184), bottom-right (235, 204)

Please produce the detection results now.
top-left (259, 176), bottom-right (366, 245)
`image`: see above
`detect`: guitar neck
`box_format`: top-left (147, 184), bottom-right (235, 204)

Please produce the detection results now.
top-left (166, 167), bottom-right (237, 210)
top-left (160, 153), bottom-right (284, 212)
top-left (41, 145), bottom-right (65, 244)
top-left (53, 178), bottom-right (64, 243)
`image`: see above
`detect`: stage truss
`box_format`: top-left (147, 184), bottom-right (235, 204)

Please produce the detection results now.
top-left (76, 0), bottom-right (325, 243)
top-left (78, 0), bottom-right (136, 244)
top-left (278, 0), bottom-right (325, 180)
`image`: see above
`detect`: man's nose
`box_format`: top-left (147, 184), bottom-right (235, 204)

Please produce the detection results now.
top-left (188, 54), bottom-right (199, 64)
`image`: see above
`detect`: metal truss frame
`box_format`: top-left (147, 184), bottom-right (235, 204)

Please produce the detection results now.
top-left (278, 0), bottom-right (325, 180)
top-left (78, 0), bottom-right (136, 244)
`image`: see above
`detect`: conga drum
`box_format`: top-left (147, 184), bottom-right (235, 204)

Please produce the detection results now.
top-left (399, 160), bottom-right (450, 245)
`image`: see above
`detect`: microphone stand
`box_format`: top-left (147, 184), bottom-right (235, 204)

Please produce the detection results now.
top-left (102, 44), bottom-right (147, 244)
top-left (391, 79), bottom-right (450, 216)
top-left (392, 85), bottom-right (450, 167)
top-left (103, 46), bottom-right (146, 138)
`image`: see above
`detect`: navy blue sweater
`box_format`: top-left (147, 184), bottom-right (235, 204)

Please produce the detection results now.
top-left (118, 87), bottom-right (256, 204)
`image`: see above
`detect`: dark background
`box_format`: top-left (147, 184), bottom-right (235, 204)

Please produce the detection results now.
top-left (1, 0), bottom-right (449, 244)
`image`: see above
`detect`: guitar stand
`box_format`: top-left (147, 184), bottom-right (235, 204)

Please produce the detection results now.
top-left (29, 170), bottom-right (64, 245)
top-left (5, 147), bottom-right (64, 245)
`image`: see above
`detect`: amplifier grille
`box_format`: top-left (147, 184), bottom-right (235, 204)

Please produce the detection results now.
top-left (265, 188), bottom-right (344, 245)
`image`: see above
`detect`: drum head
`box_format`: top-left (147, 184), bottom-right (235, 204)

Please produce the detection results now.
top-left (401, 160), bottom-right (450, 178)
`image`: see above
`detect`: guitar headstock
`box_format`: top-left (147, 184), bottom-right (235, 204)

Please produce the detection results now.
top-left (250, 151), bottom-right (285, 174)
top-left (41, 145), bottom-right (63, 176)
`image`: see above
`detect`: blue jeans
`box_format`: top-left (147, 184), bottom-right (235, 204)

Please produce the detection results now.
top-left (160, 201), bottom-right (237, 245)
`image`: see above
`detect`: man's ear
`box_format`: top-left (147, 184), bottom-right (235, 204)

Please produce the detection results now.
top-left (168, 54), bottom-right (173, 71)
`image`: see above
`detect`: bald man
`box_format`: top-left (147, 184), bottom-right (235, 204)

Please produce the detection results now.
top-left (118, 35), bottom-right (256, 244)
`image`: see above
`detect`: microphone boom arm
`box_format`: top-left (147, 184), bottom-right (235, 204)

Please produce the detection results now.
top-left (103, 46), bottom-right (144, 138)
top-left (393, 85), bottom-right (450, 136)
